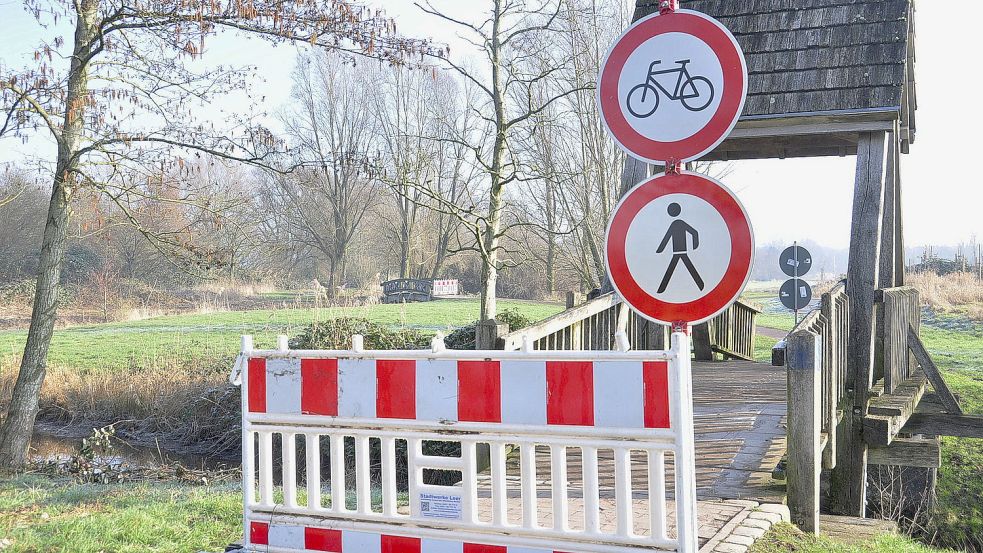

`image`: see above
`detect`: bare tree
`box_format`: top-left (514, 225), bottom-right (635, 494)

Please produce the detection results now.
top-left (0, 0), bottom-right (439, 468)
top-left (514, 0), bottom-right (632, 292)
top-left (372, 67), bottom-right (478, 281)
top-left (276, 51), bottom-right (380, 294)
top-left (415, 0), bottom-right (588, 321)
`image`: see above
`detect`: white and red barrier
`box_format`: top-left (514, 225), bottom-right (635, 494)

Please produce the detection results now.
top-left (432, 279), bottom-right (459, 297)
top-left (231, 332), bottom-right (698, 553)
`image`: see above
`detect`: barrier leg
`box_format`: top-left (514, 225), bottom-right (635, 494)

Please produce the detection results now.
top-left (671, 331), bottom-right (698, 553)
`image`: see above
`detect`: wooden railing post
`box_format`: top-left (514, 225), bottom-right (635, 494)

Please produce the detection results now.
top-left (787, 328), bottom-right (822, 534)
top-left (476, 319), bottom-right (509, 350)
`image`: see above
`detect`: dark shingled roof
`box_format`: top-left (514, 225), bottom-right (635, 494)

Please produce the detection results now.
top-left (633, 0), bottom-right (917, 153)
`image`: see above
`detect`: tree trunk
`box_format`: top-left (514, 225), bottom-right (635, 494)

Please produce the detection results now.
top-left (0, 0), bottom-right (96, 468)
top-left (479, 0), bottom-right (506, 322)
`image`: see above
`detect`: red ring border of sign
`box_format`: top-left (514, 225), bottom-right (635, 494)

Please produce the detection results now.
top-left (598, 9), bottom-right (748, 165)
top-left (605, 172), bottom-right (754, 325)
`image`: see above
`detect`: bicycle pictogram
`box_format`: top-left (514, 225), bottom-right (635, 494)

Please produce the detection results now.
top-left (626, 59), bottom-right (715, 119)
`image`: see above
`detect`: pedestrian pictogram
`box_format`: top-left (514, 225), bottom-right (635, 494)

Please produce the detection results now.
top-left (598, 9), bottom-right (747, 165)
top-left (605, 172), bottom-right (754, 325)
top-left (656, 203), bottom-right (704, 293)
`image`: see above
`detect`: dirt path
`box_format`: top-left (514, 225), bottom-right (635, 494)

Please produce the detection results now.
top-left (756, 326), bottom-right (787, 340)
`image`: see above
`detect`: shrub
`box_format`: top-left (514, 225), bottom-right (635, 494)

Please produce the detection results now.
top-left (289, 317), bottom-right (430, 350)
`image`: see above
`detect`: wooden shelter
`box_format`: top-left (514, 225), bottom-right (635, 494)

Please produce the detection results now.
top-left (633, 0), bottom-right (917, 159)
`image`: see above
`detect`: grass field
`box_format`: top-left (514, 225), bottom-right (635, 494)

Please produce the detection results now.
top-left (751, 523), bottom-right (954, 553)
top-left (0, 473), bottom-right (242, 553)
top-left (0, 299), bottom-right (564, 372)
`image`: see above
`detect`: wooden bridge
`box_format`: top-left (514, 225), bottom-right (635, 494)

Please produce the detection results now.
top-left (474, 0), bottom-right (983, 545)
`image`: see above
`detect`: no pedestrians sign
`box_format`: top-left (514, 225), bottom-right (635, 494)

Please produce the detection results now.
top-left (605, 172), bottom-right (754, 325)
top-left (598, 9), bottom-right (747, 164)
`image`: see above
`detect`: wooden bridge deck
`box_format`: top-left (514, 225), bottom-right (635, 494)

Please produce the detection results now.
top-left (690, 359), bottom-right (787, 502)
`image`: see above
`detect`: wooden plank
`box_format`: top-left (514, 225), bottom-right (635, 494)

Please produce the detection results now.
top-left (864, 370), bottom-right (927, 446)
top-left (831, 130), bottom-right (889, 517)
top-left (901, 413), bottom-right (983, 439)
top-left (908, 328), bottom-right (963, 415)
top-left (867, 371), bottom-right (926, 417)
top-left (868, 437), bottom-right (941, 469)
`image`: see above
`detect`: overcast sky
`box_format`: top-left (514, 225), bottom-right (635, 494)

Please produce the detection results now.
top-left (1, 0), bottom-right (979, 251)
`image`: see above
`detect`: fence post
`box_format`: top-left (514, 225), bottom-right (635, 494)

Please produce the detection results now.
top-left (787, 328), bottom-right (822, 534)
top-left (476, 319), bottom-right (509, 350)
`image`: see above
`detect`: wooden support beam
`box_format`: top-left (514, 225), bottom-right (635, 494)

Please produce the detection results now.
top-left (786, 329), bottom-right (822, 534)
top-left (868, 437), bottom-right (941, 469)
top-left (879, 137), bottom-right (898, 289)
top-left (902, 413), bottom-right (983, 439)
top-left (908, 327), bottom-right (963, 415)
top-left (831, 130), bottom-right (889, 517)
top-left (893, 140), bottom-right (905, 286)
top-left (692, 323), bottom-right (714, 361)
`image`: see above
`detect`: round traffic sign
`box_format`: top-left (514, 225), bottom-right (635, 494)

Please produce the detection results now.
top-left (780, 278), bottom-right (813, 311)
top-left (779, 245), bottom-right (813, 278)
top-left (605, 172), bottom-right (754, 325)
top-left (598, 9), bottom-right (747, 165)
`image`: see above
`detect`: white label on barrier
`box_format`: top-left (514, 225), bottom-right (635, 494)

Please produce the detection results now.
top-left (419, 492), bottom-right (462, 520)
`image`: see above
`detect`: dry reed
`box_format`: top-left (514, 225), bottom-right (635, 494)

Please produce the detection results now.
top-left (907, 271), bottom-right (983, 319)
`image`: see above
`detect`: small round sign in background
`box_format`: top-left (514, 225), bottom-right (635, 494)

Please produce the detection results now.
top-left (605, 172), bottom-right (754, 325)
top-left (779, 245), bottom-right (813, 278)
top-left (598, 9), bottom-right (748, 165)
top-left (780, 278), bottom-right (813, 311)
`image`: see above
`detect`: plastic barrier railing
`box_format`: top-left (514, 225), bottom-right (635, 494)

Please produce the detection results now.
top-left (230, 331), bottom-right (697, 553)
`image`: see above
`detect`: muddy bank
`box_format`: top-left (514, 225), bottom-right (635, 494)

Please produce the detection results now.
top-left (33, 421), bottom-right (240, 471)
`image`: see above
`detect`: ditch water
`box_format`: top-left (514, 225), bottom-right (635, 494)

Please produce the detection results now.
top-left (30, 429), bottom-right (240, 472)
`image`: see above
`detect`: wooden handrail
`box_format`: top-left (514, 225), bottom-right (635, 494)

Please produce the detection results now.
top-left (502, 292), bottom-right (760, 356)
top-left (501, 293), bottom-right (621, 350)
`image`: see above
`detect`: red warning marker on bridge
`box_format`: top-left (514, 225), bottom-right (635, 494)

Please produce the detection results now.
top-left (605, 172), bottom-right (754, 325)
top-left (598, 9), bottom-right (747, 165)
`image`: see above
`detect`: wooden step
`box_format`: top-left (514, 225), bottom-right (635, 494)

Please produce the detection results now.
top-left (819, 514), bottom-right (898, 543)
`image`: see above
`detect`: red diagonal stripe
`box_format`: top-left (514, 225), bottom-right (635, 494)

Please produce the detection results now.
top-left (463, 544), bottom-right (506, 553)
top-left (302, 358), bottom-right (339, 416)
top-left (458, 361), bottom-right (501, 423)
top-left (546, 361), bottom-right (594, 426)
top-left (247, 358), bottom-right (267, 413)
top-left (644, 361), bottom-right (671, 429)
top-left (305, 527), bottom-right (342, 551)
top-left (249, 521), bottom-right (269, 545)
top-left (382, 535), bottom-right (421, 553)
top-left (377, 360), bottom-right (416, 419)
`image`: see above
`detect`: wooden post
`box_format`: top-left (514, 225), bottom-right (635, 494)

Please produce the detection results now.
top-left (476, 319), bottom-right (509, 350)
top-left (565, 291), bottom-right (577, 309)
top-left (831, 131), bottom-right (889, 516)
top-left (787, 328), bottom-right (822, 534)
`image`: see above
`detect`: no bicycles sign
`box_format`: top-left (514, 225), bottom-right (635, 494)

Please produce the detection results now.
top-left (598, 9), bottom-right (747, 165)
